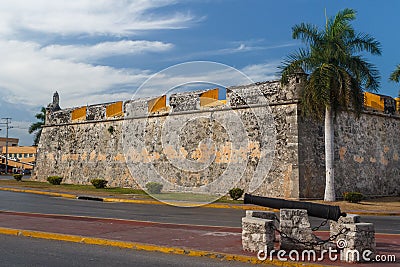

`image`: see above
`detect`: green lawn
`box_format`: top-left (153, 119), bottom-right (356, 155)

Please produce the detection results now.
top-left (0, 179), bottom-right (242, 204)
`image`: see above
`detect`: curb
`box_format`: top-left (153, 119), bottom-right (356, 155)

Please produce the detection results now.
top-left (0, 187), bottom-right (76, 199)
top-left (0, 186), bottom-right (399, 216)
top-left (0, 227), bottom-right (336, 267)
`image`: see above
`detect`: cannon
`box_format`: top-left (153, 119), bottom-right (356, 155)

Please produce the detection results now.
top-left (244, 193), bottom-right (346, 221)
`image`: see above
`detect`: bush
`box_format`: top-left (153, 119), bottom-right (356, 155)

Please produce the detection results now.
top-left (47, 176), bottom-right (63, 185)
top-left (13, 174), bottom-right (23, 181)
top-left (145, 182), bottom-right (163, 194)
top-left (343, 192), bottom-right (364, 203)
top-left (90, 178), bottom-right (108, 189)
top-left (229, 188), bottom-right (244, 200)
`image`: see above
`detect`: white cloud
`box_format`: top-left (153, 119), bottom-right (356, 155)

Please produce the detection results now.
top-left (41, 40), bottom-right (173, 62)
top-left (241, 62), bottom-right (280, 82)
top-left (129, 61), bottom-right (280, 99)
top-left (0, 40), bottom-right (150, 107)
top-left (0, 0), bottom-right (195, 37)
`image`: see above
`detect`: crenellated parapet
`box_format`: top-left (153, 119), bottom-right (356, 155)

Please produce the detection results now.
top-left (46, 101), bottom-right (124, 125)
top-left (46, 76), bottom-right (305, 125)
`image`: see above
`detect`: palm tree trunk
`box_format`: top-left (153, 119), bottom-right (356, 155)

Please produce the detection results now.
top-left (324, 106), bottom-right (336, 201)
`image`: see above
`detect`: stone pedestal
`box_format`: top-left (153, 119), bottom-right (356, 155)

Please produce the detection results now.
top-left (245, 210), bottom-right (277, 221)
top-left (280, 209), bottom-right (332, 251)
top-left (246, 210), bottom-right (278, 241)
top-left (242, 212), bottom-right (274, 252)
top-left (340, 223), bottom-right (376, 263)
top-left (330, 214), bottom-right (360, 242)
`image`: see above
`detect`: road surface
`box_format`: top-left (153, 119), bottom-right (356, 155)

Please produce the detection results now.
top-left (0, 190), bottom-right (399, 233)
top-left (0, 234), bottom-right (262, 267)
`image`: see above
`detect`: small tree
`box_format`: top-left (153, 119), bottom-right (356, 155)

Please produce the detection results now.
top-left (29, 107), bottom-right (46, 146)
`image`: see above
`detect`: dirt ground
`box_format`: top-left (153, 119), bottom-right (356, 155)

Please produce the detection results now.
top-left (311, 197), bottom-right (400, 213)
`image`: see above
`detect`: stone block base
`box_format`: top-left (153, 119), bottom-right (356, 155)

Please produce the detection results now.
top-left (340, 223), bottom-right (376, 263)
top-left (242, 212), bottom-right (274, 252)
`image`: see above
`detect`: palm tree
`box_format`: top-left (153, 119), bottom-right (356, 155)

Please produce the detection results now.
top-left (389, 65), bottom-right (400, 99)
top-left (29, 107), bottom-right (46, 146)
top-left (389, 64), bottom-right (400, 83)
top-left (280, 8), bottom-right (381, 201)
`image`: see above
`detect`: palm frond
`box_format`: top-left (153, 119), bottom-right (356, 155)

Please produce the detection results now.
top-left (29, 106), bottom-right (46, 144)
top-left (279, 48), bottom-right (311, 85)
top-left (346, 55), bottom-right (380, 91)
top-left (350, 33), bottom-right (382, 55)
top-left (292, 23), bottom-right (322, 45)
top-left (389, 64), bottom-right (400, 82)
top-left (28, 122), bottom-right (43, 134)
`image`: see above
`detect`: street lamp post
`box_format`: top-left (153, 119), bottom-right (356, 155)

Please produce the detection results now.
top-left (1, 118), bottom-right (12, 174)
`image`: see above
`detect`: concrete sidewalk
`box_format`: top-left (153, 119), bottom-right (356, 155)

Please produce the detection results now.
top-left (0, 211), bottom-right (398, 267)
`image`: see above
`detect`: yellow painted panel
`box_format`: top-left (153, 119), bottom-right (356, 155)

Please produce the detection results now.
top-left (395, 97), bottom-right (400, 112)
top-left (71, 106), bottom-right (86, 121)
top-left (106, 101), bottom-right (123, 118)
top-left (364, 92), bottom-right (384, 111)
top-left (148, 95), bottom-right (166, 113)
top-left (200, 88), bottom-right (219, 107)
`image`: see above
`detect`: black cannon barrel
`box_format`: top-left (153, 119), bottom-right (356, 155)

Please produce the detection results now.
top-left (244, 193), bottom-right (346, 221)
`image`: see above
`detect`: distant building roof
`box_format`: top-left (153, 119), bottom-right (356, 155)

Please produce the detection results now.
top-left (2, 146), bottom-right (37, 154)
top-left (0, 137), bottom-right (19, 143)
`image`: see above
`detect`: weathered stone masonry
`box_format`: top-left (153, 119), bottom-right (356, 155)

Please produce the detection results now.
top-left (33, 75), bottom-right (399, 199)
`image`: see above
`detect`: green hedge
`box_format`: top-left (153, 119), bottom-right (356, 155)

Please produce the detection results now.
top-left (145, 182), bottom-right (163, 194)
top-left (229, 188), bottom-right (244, 200)
top-left (13, 174), bottom-right (23, 182)
top-left (90, 178), bottom-right (108, 189)
top-left (47, 176), bottom-right (63, 185)
top-left (343, 192), bottom-right (364, 203)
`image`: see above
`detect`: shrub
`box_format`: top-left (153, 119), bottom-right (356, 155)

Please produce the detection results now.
top-left (90, 178), bottom-right (108, 189)
top-left (13, 174), bottom-right (23, 181)
top-left (145, 182), bottom-right (163, 194)
top-left (343, 192), bottom-right (364, 203)
top-left (229, 188), bottom-right (244, 200)
top-left (47, 176), bottom-right (63, 185)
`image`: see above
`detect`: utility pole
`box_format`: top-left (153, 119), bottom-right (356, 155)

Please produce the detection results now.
top-left (0, 118), bottom-right (12, 174)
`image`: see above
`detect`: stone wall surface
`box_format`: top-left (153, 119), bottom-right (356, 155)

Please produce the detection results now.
top-left (34, 120), bottom-right (134, 188)
top-left (298, 111), bottom-right (400, 198)
top-left (34, 76), bottom-right (399, 199)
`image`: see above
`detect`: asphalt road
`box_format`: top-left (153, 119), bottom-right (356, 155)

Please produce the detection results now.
top-left (0, 190), bottom-right (244, 227)
top-left (0, 235), bottom-right (262, 267)
top-left (0, 190), bottom-right (399, 234)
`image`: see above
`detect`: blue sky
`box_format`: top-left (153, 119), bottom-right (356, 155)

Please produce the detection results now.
top-left (0, 0), bottom-right (399, 145)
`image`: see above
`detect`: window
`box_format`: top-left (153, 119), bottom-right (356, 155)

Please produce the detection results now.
top-left (18, 153), bottom-right (22, 158)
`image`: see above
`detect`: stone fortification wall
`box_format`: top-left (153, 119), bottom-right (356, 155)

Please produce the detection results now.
top-left (34, 74), bottom-right (399, 199)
